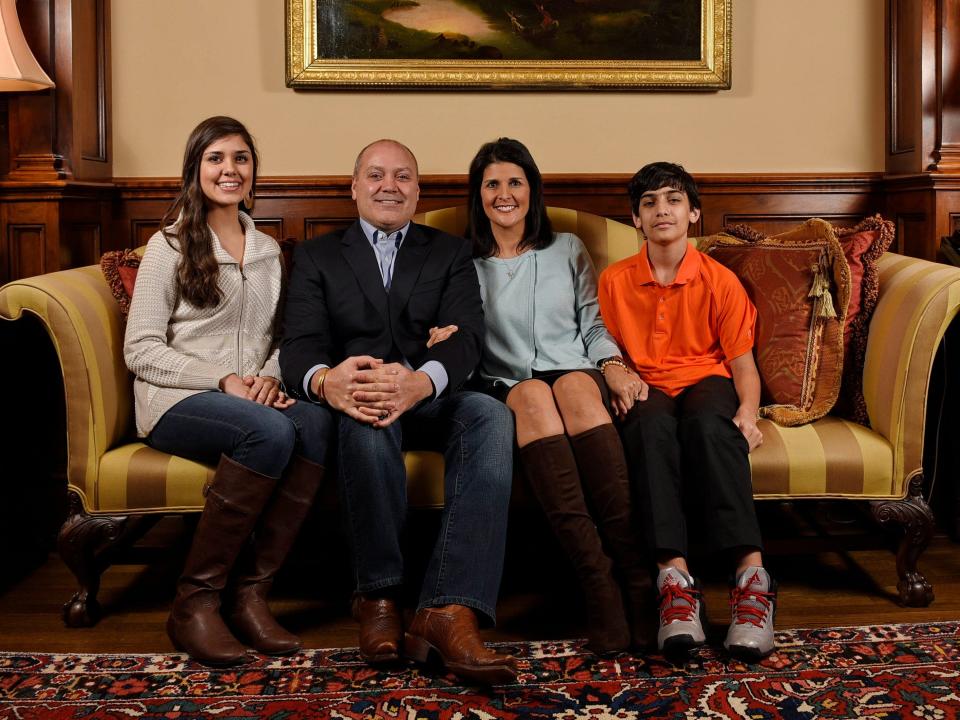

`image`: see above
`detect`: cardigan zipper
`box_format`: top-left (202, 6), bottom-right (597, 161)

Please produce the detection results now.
top-left (236, 267), bottom-right (246, 375)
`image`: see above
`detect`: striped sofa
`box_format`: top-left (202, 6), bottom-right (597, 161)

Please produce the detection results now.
top-left (0, 207), bottom-right (957, 626)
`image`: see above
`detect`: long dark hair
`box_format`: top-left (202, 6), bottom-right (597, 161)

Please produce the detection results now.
top-left (466, 137), bottom-right (552, 259)
top-left (159, 116), bottom-right (259, 308)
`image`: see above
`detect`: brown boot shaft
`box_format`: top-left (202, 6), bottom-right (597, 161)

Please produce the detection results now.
top-left (569, 424), bottom-right (654, 649)
top-left (168, 454), bottom-right (277, 666)
top-left (519, 434), bottom-right (629, 653)
top-left (227, 455), bottom-right (325, 656)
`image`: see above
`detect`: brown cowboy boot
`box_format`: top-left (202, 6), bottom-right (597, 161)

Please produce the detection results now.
top-left (405, 605), bottom-right (518, 685)
top-left (519, 434), bottom-right (631, 654)
top-left (226, 455), bottom-right (325, 655)
top-left (351, 593), bottom-right (403, 664)
top-left (167, 454), bottom-right (278, 666)
top-left (570, 424), bottom-right (655, 649)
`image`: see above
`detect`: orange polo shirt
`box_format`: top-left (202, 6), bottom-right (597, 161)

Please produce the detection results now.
top-left (598, 244), bottom-right (756, 397)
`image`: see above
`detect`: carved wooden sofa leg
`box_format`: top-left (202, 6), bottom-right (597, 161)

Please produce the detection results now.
top-left (58, 490), bottom-right (160, 627)
top-left (869, 475), bottom-right (936, 608)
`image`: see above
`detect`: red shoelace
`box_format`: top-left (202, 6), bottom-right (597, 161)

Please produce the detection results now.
top-left (658, 580), bottom-right (701, 624)
top-left (728, 585), bottom-right (775, 627)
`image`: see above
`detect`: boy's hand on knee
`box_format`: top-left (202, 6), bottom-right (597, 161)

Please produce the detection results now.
top-left (733, 409), bottom-right (763, 452)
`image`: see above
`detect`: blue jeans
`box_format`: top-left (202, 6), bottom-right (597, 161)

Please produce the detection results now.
top-left (337, 391), bottom-right (514, 624)
top-left (147, 391), bottom-right (334, 478)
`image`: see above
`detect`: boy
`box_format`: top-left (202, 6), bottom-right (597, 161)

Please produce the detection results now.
top-left (597, 162), bottom-right (775, 662)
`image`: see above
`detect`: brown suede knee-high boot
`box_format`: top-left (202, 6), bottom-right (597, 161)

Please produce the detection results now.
top-left (569, 424), bottom-right (655, 649)
top-left (168, 454), bottom-right (278, 666)
top-left (226, 456), bottom-right (325, 655)
top-left (519, 434), bottom-right (630, 654)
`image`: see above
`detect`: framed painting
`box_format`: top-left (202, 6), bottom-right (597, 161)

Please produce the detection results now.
top-left (286, 0), bottom-right (731, 90)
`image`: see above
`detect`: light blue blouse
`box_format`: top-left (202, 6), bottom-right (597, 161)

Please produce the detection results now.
top-left (474, 232), bottom-right (621, 388)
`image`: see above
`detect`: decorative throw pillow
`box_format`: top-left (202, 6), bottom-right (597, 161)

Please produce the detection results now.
top-left (701, 219), bottom-right (851, 426)
top-left (832, 215), bottom-right (895, 425)
top-left (100, 249), bottom-right (142, 316)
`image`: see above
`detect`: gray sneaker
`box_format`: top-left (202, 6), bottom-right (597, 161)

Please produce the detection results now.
top-left (656, 567), bottom-right (706, 660)
top-left (724, 566), bottom-right (777, 662)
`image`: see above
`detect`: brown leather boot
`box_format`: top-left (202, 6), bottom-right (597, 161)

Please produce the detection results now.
top-left (226, 456), bottom-right (325, 656)
top-left (405, 605), bottom-right (518, 685)
top-left (352, 593), bottom-right (403, 664)
top-left (519, 434), bottom-right (630, 654)
top-left (570, 424), bottom-right (655, 649)
top-left (167, 454), bottom-right (277, 666)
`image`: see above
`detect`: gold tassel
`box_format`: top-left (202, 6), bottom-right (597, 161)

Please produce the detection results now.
top-left (808, 258), bottom-right (837, 319)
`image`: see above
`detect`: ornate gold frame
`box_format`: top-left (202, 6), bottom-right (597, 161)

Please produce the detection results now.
top-left (285, 0), bottom-right (731, 90)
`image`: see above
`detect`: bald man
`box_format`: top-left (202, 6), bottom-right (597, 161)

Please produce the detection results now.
top-left (280, 139), bottom-right (516, 685)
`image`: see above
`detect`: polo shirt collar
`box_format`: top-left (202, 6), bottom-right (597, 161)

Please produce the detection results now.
top-left (637, 242), bottom-right (701, 286)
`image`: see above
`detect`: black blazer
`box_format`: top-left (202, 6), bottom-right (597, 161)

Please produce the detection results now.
top-left (280, 220), bottom-right (485, 400)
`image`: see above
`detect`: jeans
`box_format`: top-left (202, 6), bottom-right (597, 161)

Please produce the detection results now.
top-left (337, 390), bottom-right (514, 624)
top-left (620, 375), bottom-right (762, 558)
top-left (148, 391), bottom-right (334, 478)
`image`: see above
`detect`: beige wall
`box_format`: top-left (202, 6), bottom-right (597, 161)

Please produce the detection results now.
top-left (112, 0), bottom-right (884, 177)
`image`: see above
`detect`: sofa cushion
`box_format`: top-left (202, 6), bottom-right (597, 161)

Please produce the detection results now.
top-left (701, 219), bottom-right (851, 426)
top-left (750, 417), bottom-right (894, 498)
top-left (94, 442), bottom-right (446, 514)
top-left (99, 249), bottom-right (142, 317)
top-left (833, 215), bottom-right (895, 425)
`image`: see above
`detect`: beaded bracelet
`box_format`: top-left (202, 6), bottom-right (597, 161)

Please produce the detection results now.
top-left (599, 357), bottom-right (629, 376)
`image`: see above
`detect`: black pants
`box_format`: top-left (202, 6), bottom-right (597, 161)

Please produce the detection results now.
top-left (620, 375), bottom-right (763, 559)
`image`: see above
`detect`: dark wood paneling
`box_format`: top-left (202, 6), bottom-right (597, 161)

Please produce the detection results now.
top-left (74, 0), bottom-right (110, 166)
top-left (7, 225), bottom-right (46, 280)
top-left (112, 173), bottom-right (888, 253)
top-left (888, 0), bottom-right (921, 159)
top-left (0, 183), bottom-right (113, 284)
top-left (4, 0), bottom-right (111, 182)
top-left (1, 172), bottom-right (953, 283)
top-left (886, 0), bottom-right (960, 174)
top-left (0, 200), bottom-right (59, 284)
top-left (934, 0), bottom-right (960, 170)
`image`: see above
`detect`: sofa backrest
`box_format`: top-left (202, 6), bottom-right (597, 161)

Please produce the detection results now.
top-left (414, 206), bottom-right (641, 272)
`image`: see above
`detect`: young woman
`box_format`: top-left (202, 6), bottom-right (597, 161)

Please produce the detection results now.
top-left (455, 137), bottom-right (651, 652)
top-left (124, 116), bottom-right (332, 666)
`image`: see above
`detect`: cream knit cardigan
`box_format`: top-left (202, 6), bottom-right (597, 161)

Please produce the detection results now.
top-left (124, 212), bottom-right (283, 436)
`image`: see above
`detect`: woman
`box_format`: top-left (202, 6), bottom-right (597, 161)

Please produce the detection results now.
top-left (460, 137), bottom-right (651, 652)
top-left (124, 116), bottom-right (332, 666)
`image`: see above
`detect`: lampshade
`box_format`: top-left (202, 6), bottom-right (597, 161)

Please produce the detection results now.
top-left (0, 0), bottom-right (53, 91)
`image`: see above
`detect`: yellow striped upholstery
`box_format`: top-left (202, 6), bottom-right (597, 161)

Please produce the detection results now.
top-left (97, 443), bottom-right (213, 513)
top-left (0, 210), bottom-right (957, 516)
top-left (0, 267), bottom-right (133, 511)
top-left (414, 206), bottom-right (641, 272)
top-left (750, 417), bottom-right (893, 498)
top-left (863, 254), bottom-right (960, 492)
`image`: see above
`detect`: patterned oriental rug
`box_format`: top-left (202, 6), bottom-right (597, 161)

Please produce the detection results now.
top-left (1, 622), bottom-right (958, 719)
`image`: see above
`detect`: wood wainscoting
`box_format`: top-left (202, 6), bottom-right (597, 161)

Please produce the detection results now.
top-left (5, 171), bottom-right (959, 284)
top-left (110, 172), bottom-right (888, 252)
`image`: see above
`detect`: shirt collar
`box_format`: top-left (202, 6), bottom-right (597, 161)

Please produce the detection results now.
top-left (359, 217), bottom-right (410, 248)
top-left (636, 242), bottom-right (701, 286)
